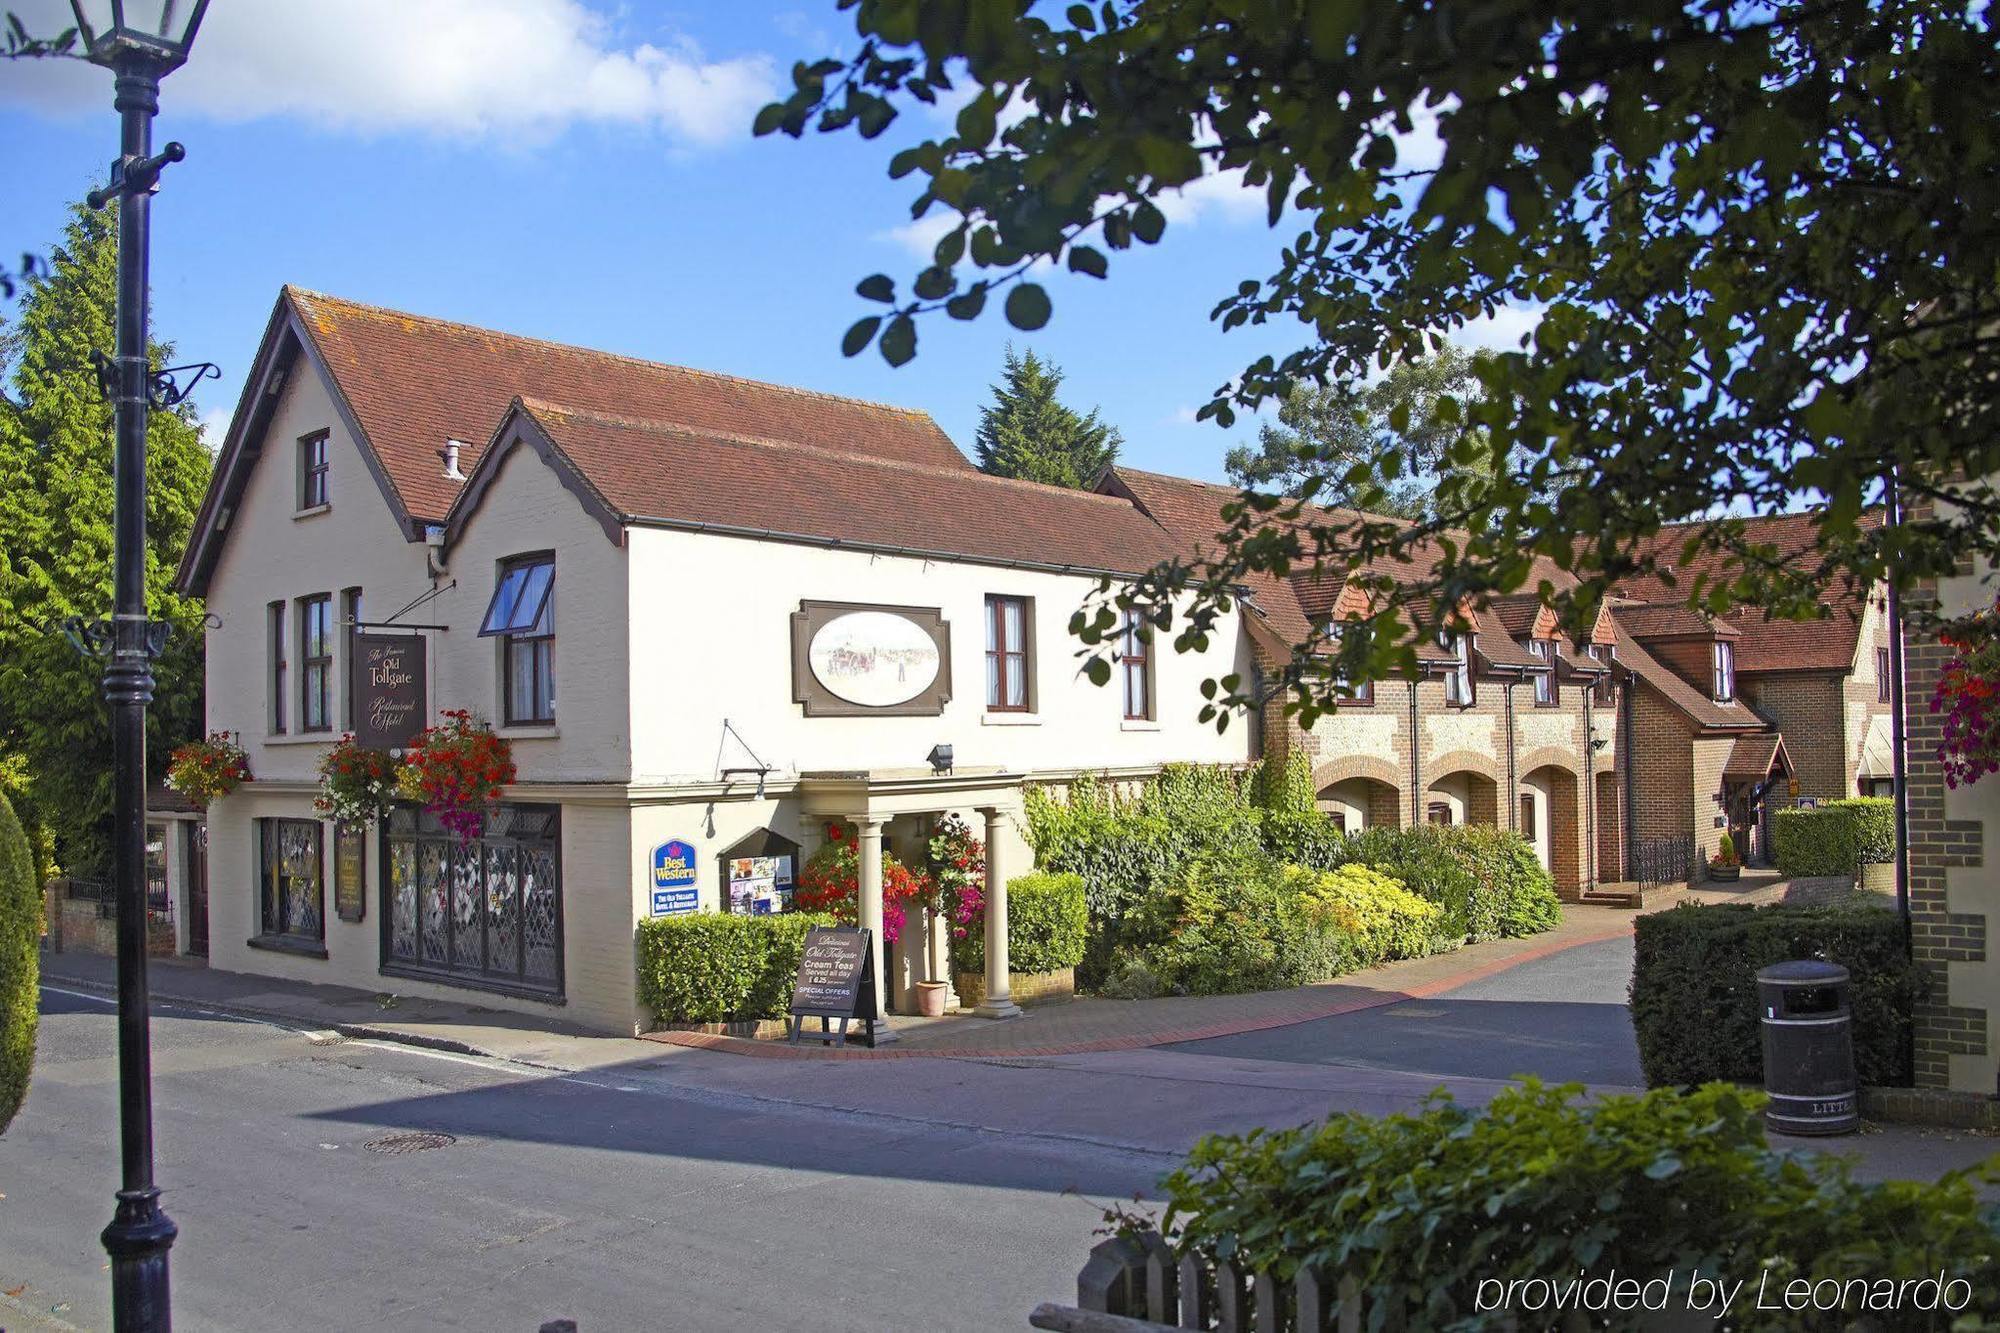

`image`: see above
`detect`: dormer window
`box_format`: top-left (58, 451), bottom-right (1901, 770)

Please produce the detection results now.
top-left (1441, 630), bottom-right (1475, 707)
top-left (1332, 624), bottom-right (1374, 705)
top-left (1528, 638), bottom-right (1558, 706)
top-left (1587, 643), bottom-right (1615, 704)
top-left (1711, 639), bottom-right (1736, 702)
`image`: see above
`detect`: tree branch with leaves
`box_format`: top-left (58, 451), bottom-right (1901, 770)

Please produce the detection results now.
top-left (760, 0), bottom-right (2000, 726)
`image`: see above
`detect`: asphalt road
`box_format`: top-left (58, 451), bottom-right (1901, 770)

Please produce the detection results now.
top-left (3, 988), bottom-right (1163, 1333)
top-left (1164, 934), bottom-right (1648, 1086)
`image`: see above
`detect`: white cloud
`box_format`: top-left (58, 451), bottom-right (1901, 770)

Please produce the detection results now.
top-left (1, 0), bottom-right (775, 147)
top-left (197, 406), bottom-right (232, 455)
top-left (1453, 303), bottom-right (1547, 354)
top-left (877, 210), bottom-right (960, 261)
top-left (1154, 167), bottom-right (1271, 228)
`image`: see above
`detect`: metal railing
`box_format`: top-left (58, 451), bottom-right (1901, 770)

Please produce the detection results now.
top-left (1632, 833), bottom-right (1696, 893)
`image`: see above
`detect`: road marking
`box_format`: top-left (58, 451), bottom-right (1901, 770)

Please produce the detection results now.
top-left (341, 1038), bottom-right (638, 1093)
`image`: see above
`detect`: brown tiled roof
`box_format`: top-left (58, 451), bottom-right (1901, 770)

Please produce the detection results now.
top-left (1612, 603), bottom-right (1741, 641)
top-left (1613, 511), bottom-right (1882, 674)
top-left (1609, 625), bottom-right (1769, 732)
top-left (1723, 733), bottom-right (1791, 781)
top-left (470, 401), bottom-right (1182, 576)
top-left (1486, 593), bottom-right (1559, 641)
top-left (288, 287), bottom-right (973, 523)
top-left (1100, 466), bottom-right (1575, 658)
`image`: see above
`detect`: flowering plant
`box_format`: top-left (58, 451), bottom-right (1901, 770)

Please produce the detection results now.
top-left (313, 734), bottom-right (399, 826)
top-left (926, 813), bottom-right (987, 948)
top-left (1934, 602), bottom-right (2000, 789)
top-left (1710, 831), bottom-right (1739, 869)
top-left (793, 822), bottom-right (926, 944)
top-left (164, 731), bottom-right (249, 804)
top-left (398, 709), bottom-right (514, 843)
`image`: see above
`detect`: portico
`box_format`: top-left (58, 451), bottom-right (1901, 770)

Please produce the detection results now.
top-left (799, 767), bottom-right (1029, 1036)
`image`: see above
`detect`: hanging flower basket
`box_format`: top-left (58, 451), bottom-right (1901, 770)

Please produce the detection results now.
top-left (793, 822), bottom-right (927, 944)
top-left (313, 734), bottom-right (400, 827)
top-left (164, 731), bottom-right (249, 805)
top-left (1933, 601), bottom-right (2000, 789)
top-left (398, 709), bottom-right (514, 844)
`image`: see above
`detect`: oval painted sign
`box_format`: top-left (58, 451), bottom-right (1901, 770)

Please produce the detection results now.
top-left (808, 611), bottom-right (940, 708)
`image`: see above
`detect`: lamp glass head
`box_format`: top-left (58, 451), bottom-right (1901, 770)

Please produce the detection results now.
top-left (68, 0), bottom-right (209, 68)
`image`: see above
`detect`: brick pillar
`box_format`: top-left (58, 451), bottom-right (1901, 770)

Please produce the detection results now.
top-left (1903, 583), bottom-right (1991, 1090)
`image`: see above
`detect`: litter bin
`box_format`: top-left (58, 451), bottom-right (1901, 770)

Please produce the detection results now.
top-left (1757, 959), bottom-right (1859, 1136)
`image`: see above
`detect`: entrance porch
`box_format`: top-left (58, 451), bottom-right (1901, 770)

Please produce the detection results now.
top-left (799, 767), bottom-right (1029, 1041)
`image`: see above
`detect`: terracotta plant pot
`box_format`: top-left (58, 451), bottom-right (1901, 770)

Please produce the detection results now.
top-left (914, 980), bottom-right (950, 1018)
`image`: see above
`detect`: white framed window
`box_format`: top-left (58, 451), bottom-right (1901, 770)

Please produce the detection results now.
top-left (1712, 639), bottom-right (1736, 702)
top-left (1119, 619), bottom-right (1153, 721)
top-left (1441, 631), bottom-right (1475, 707)
top-left (1528, 638), bottom-right (1557, 705)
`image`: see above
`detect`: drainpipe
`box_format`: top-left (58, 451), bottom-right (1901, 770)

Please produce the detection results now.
top-left (1886, 472), bottom-right (1911, 926)
top-left (1408, 680), bottom-right (1423, 826)
top-left (1504, 681), bottom-right (1519, 831)
top-left (1583, 670), bottom-right (1599, 891)
top-left (1621, 678), bottom-right (1639, 882)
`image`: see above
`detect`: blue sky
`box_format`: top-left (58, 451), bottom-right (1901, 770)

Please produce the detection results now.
top-left (0, 1), bottom-right (1535, 481)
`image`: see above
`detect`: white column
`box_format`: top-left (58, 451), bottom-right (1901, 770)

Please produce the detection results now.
top-left (976, 806), bottom-right (1022, 1020)
top-left (854, 817), bottom-right (896, 1038)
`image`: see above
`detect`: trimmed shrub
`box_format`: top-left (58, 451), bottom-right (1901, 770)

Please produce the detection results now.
top-left (1117, 853), bottom-right (1445, 996)
top-left (635, 911), bottom-right (835, 1025)
top-left (1772, 797), bottom-right (1894, 876)
top-left (955, 871), bottom-right (1087, 976)
top-left (1339, 824), bottom-right (1560, 943)
top-left (1257, 809), bottom-right (1348, 871)
top-left (1143, 1080), bottom-right (2000, 1328)
top-left (1630, 901), bottom-right (1919, 1087)
top-left (0, 791), bottom-right (36, 1132)
top-left (1026, 767), bottom-right (1262, 983)
top-left (1292, 863), bottom-right (1444, 966)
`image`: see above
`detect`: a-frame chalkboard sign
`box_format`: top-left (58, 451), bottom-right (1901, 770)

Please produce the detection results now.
top-left (786, 925), bottom-right (887, 1048)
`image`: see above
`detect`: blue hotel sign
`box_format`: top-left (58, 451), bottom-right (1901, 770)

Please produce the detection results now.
top-left (650, 839), bottom-right (698, 917)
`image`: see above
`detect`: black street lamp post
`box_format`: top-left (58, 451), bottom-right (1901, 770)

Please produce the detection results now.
top-left (67, 3), bottom-right (209, 1329)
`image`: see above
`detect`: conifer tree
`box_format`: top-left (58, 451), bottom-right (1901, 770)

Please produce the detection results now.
top-left (973, 346), bottom-right (1121, 488)
top-left (0, 200), bottom-right (211, 877)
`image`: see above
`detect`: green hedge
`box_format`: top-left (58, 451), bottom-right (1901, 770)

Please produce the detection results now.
top-left (1148, 1080), bottom-right (2000, 1328)
top-left (1112, 853), bottom-right (1446, 997)
top-left (955, 871), bottom-right (1088, 976)
top-left (1339, 823), bottom-right (1561, 942)
top-left (1772, 797), bottom-right (1894, 877)
top-left (635, 911), bottom-right (835, 1025)
top-left (1026, 766), bottom-right (1263, 984)
top-left (1630, 901), bottom-right (1919, 1087)
top-left (0, 791), bottom-right (36, 1132)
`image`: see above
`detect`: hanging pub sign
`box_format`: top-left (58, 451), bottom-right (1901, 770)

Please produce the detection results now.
top-left (350, 633), bottom-right (427, 750)
top-left (787, 925), bottom-right (884, 1047)
top-left (334, 822), bottom-right (367, 923)
top-left (649, 839), bottom-right (698, 917)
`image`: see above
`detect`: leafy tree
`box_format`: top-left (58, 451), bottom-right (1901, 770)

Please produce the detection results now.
top-left (760, 0), bottom-right (2000, 723)
top-left (974, 344), bottom-right (1121, 487)
top-left (1225, 342), bottom-right (1503, 519)
top-left (0, 201), bottom-right (211, 877)
top-left (0, 788), bottom-right (35, 1133)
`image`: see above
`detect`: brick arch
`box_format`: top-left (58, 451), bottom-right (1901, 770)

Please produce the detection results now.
top-left (1312, 754), bottom-right (1404, 792)
top-left (1425, 749), bottom-right (1500, 784)
top-left (1519, 759), bottom-right (1583, 894)
top-left (1516, 746), bottom-right (1584, 783)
